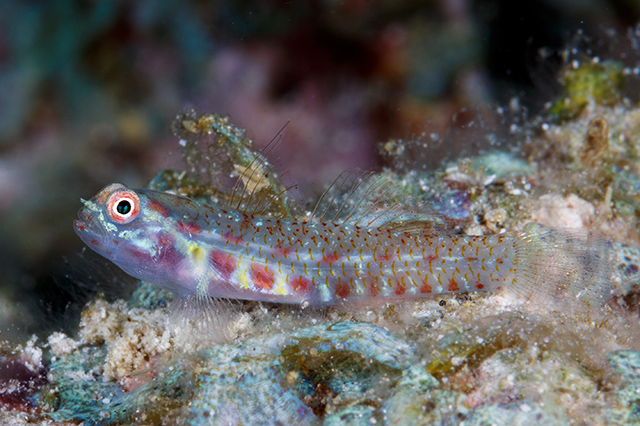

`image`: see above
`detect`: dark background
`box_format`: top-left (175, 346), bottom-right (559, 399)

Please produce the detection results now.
top-left (0, 0), bottom-right (638, 342)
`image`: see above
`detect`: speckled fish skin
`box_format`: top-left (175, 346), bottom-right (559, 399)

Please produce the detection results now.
top-left (74, 183), bottom-right (626, 308)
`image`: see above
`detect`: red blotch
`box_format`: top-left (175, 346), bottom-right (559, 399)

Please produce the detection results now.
top-left (394, 281), bottom-right (406, 295)
top-left (448, 278), bottom-right (460, 292)
top-left (291, 276), bottom-right (311, 293)
top-left (89, 239), bottom-right (100, 246)
top-left (75, 222), bottom-right (87, 232)
top-left (275, 245), bottom-right (292, 258)
top-left (336, 282), bottom-right (350, 298)
top-left (322, 251), bottom-right (341, 263)
top-left (251, 266), bottom-right (274, 290)
top-left (147, 200), bottom-right (169, 218)
top-left (466, 257), bottom-right (478, 262)
top-left (178, 221), bottom-right (201, 235)
top-left (368, 279), bottom-right (379, 298)
top-left (223, 231), bottom-right (244, 245)
top-left (210, 250), bottom-right (237, 279)
top-left (419, 281), bottom-right (432, 294)
top-left (154, 233), bottom-right (182, 264)
top-left (475, 282), bottom-right (485, 290)
top-left (496, 258), bottom-right (504, 264)
top-left (425, 254), bottom-right (437, 261)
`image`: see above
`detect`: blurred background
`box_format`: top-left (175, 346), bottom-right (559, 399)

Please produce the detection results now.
top-left (0, 0), bottom-right (638, 342)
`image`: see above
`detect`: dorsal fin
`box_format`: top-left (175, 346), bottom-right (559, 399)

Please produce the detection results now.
top-left (149, 110), bottom-right (296, 218)
top-left (311, 170), bottom-right (447, 233)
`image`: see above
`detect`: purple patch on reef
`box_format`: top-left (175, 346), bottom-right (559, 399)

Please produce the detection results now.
top-left (0, 355), bottom-right (48, 410)
top-left (432, 190), bottom-right (471, 220)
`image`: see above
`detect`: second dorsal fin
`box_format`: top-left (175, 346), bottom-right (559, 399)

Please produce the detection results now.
top-left (311, 170), bottom-right (447, 234)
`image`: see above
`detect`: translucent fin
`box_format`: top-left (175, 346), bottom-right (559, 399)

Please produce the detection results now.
top-left (150, 110), bottom-right (296, 217)
top-left (168, 294), bottom-right (241, 348)
top-left (511, 223), bottom-right (617, 316)
top-left (311, 170), bottom-right (447, 233)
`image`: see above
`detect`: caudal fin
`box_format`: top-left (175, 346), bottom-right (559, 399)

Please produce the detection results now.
top-left (512, 224), bottom-right (617, 316)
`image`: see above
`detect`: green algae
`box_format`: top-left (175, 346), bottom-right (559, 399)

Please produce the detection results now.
top-left (549, 60), bottom-right (625, 121)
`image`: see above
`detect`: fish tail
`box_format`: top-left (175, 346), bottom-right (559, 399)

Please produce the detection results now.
top-left (511, 223), bottom-right (617, 314)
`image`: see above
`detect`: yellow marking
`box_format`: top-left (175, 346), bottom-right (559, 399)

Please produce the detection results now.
top-left (238, 269), bottom-right (250, 289)
top-left (308, 248), bottom-right (314, 261)
top-left (187, 241), bottom-right (205, 262)
top-left (437, 273), bottom-right (443, 286)
top-left (304, 263), bottom-right (308, 275)
top-left (278, 260), bottom-right (282, 274)
top-left (275, 277), bottom-right (288, 295)
top-left (455, 267), bottom-right (461, 274)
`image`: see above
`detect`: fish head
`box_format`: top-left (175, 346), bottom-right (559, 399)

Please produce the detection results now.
top-left (74, 183), bottom-right (180, 281)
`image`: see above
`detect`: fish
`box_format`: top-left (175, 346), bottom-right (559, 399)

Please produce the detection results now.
top-left (74, 183), bottom-right (636, 311)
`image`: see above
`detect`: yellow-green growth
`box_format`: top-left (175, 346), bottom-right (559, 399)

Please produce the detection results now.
top-left (550, 61), bottom-right (624, 120)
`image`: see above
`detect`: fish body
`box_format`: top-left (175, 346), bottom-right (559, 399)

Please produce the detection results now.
top-left (74, 183), bottom-right (626, 309)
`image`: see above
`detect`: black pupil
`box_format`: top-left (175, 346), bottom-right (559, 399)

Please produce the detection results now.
top-left (117, 200), bottom-right (132, 215)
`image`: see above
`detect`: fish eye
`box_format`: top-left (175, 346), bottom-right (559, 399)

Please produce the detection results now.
top-left (106, 190), bottom-right (140, 224)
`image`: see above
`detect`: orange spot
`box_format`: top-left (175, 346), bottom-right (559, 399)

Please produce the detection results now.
top-left (147, 200), bottom-right (169, 218)
top-left (251, 266), bottom-right (274, 290)
top-left (475, 282), bottom-right (485, 290)
top-left (210, 250), bottom-right (236, 279)
top-left (425, 254), bottom-right (437, 261)
top-left (447, 278), bottom-right (459, 292)
top-left (419, 281), bottom-right (432, 294)
top-left (466, 257), bottom-right (478, 262)
top-left (291, 276), bottom-right (311, 293)
top-left (496, 258), bottom-right (504, 264)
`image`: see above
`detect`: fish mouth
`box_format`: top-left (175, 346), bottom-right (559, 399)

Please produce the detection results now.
top-left (73, 207), bottom-right (105, 241)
